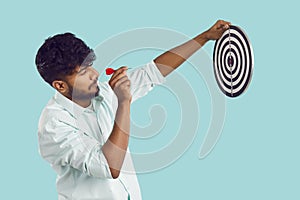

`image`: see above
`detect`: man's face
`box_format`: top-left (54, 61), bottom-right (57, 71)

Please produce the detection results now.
top-left (65, 64), bottom-right (100, 101)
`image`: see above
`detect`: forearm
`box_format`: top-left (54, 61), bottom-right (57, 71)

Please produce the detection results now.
top-left (154, 31), bottom-right (209, 77)
top-left (102, 101), bottom-right (131, 178)
top-left (153, 20), bottom-right (230, 77)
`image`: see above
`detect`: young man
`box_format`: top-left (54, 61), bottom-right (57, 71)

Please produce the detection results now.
top-left (36, 20), bottom-right (230, 200)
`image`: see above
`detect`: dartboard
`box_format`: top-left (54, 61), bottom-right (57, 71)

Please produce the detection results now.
top-left (213, 25), bottom-right (254, 97)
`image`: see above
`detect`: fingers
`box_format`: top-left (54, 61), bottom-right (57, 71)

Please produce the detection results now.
top-left (205, 19), bottom-right (231, 40)
top-left (216, 19), bottom-right (231, 30)
top-left (109, 66), bottom-right (128, 88)
top-left (115, 76), bottom-right (131, 88)
top-left (111, 66), bottom-right (128, 80)
top-left (109, 68), bottom-right (132, 103)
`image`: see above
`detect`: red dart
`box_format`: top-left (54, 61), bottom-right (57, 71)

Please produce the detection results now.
top-left (105, 68), bottom-right (115, 75)
top-left (105, 67), bottom-right (131, 75)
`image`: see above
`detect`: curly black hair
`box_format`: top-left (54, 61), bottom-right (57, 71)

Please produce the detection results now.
top-left (35, 33), bottom-right (96, 86)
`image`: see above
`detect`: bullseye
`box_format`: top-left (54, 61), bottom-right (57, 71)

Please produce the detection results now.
top-left (228, 56), bottom-right (234, 67)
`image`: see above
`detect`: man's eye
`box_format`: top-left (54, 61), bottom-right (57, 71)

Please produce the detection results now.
top-left (83, 62), bottom-right (93, 67)
top-left (79, 68), bottom-right (87, 75)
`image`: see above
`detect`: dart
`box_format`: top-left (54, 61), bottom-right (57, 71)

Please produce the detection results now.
top-left (105, 67), bottom-right (131, 75)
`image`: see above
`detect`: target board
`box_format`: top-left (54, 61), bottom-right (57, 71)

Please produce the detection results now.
top-left (213, 25), bottom-right (254, 97)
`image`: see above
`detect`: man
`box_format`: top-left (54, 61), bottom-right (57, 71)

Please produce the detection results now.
top-left (36, 20), bottom-right (230, 200)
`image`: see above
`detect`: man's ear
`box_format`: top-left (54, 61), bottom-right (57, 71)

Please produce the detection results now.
top-left (52, 80), bottom-right (69, 94)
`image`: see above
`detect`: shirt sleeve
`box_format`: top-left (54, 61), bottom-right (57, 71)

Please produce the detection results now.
top-left (38, 117), bottom-right (113, 179)
top-left (127, 60), bottom-right (166, 102)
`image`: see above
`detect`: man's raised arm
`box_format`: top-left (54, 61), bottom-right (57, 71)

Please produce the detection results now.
top-left (154, 20), bottom-right (231, 77)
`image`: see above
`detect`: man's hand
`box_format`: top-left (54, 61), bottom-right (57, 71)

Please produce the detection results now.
top-left (203, 20), bottom-right (231, 41)
top-left (108, 66), bottom-right (132, 103)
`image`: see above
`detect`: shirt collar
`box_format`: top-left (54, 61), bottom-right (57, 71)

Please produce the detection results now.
top-left (54, 92), bottom-right (103, 119)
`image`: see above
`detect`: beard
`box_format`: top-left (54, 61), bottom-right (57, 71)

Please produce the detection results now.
top-left (67, 84), bottom-right (100, 101)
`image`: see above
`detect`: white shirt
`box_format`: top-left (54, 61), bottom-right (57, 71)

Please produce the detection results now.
top-left (38, 61), bottom-right (165, 200)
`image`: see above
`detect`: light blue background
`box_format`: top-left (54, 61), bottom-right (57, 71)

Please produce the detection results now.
top-left (1, 0), bottom-right (299, 199)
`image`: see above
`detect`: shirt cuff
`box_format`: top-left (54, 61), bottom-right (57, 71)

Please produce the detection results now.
top-left (144, 60), bottom-right (166, 85)
top-left (88, 144), bottom-right (113, 179)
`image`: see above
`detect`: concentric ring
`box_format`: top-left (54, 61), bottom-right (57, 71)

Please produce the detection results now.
top-left (213, 25), bottom-right (254, 97)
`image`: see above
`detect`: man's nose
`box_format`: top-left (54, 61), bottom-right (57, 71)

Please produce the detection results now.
top-left (90, 67), bottom-right (99, 80)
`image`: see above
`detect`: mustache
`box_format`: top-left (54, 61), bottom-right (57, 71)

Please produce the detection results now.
top-left (88, 80), bottom-right (98, 90)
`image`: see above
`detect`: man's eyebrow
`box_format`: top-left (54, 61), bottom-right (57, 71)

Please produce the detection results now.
top-left (78, 66), bottom-right (88, 73)
top-left (77, 61), bottom-right (93, 73)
